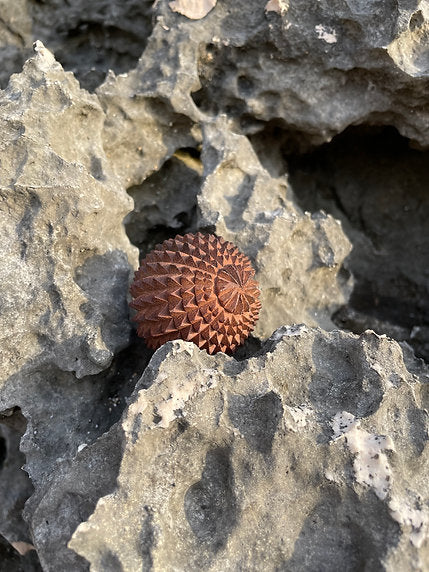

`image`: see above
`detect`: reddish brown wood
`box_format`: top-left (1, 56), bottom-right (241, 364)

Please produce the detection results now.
top-left (130, 232), bottom-right (261, 354)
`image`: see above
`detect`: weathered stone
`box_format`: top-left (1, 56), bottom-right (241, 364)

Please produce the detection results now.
top-left (1, 334), bottom-right (151, 572)
top-left (287, 125), bottom-right (429, 362)
top-left (186, 0), bottom-right (429, 147)
top-left (198, 118), bottom-right (353, 335)
top-left (0, 0), bottom-right (154, 92)
top-left (70, 329), bottom-right (429, 571)
top-left (95, 39), bottom-right (201, 189)
top-left (25, 422), bottom-right (125, 571)
top-left (0, 420), bottom-right (34, 550)
top-left (0, 42), bottom-right (137, 385)
top-left (0, 2), bottom-right (427, 570)
top-left (0, 44), bottom-right (139, 567)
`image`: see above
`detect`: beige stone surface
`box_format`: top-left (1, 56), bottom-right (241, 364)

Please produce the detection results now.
top-left (70, 329), bottom-right (429, 571)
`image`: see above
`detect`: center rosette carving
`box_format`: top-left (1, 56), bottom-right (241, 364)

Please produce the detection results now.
top-left (215, 265), bottom-right (251, 315)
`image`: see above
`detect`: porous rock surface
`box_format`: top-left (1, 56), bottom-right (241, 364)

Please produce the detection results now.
top-left (0, 42), bottom-right (140, 567)
top-left (70, 330), bottom-right (429, 571)
top-left (197, 117), bottom-right (353, 335)
top-left (0, 0), bottom-right (428, 570)
top-left (0, 41), bottom-right (137, 384)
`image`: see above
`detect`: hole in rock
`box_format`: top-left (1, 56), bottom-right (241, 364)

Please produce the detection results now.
top-left (191, 43), bottom-right (220, 114)
top-left (248, 120), bottom-right (324, 176)
top-left (79, 330), bottom-right (154, 432)
top-left (232, 335), bottom-right (264, 361)
top-left (0, 533), bottom-right (42, 571)
top-left (191, 42), bottom-right (265, 120)
top-left (125, 149), bottom-right (202, 256)
top-left (29, 0), bottom-right (155, 91)
top-left (280, 124), bottom-right (429, 362)
top-left (0, 409), bottom-right (41, 568)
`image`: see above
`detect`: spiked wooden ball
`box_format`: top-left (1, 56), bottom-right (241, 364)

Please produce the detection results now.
top-left (129, 232), bottom-right (261, 354)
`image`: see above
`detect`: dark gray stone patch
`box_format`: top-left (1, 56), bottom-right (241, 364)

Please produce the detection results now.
top-left (228, 392), bottom-right (283, 454)
top-left (100, 549), bottom-right (123, 572)
top-left (15, 191), bottom-right (42, 260)
top-left (407, 406), bottom-right (428, 456)
top-left (0, 435), bottom-right (6, 471)
top-left (283, 489), bottom-right (400, 572)
top-left (309, 335), bottom-right (383, 419)
top-left (184, 447), bottom-right (237, 550)
top-left (224, 174), bottom-right (256, 231)
top-left (139, 505), bottom-right (155, 571)
top-left (74, 249), bottom-right (132, 354)
top-left (131, 413), bottom-right (142, 445)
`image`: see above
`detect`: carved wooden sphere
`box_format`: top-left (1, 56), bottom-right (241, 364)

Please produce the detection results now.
top-left (130, 232), bottom-right (261, 354)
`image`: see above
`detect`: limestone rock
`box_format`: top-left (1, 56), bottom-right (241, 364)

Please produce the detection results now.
top-left (7, 335), bottom-right (152, 571)
top-left (0, 42), bottom-right (137, 385)
top-left (0, 44), bottom-right (139, 563)
top-left (184, 0), bottom-right (429, 147)
top-left (198, 118), bottom-right (353, 335)
top-left (0, 1), bottom-right (427, 570)
top-left (70, 329), bottom-right (429, 571)
top-left (25, 422), bottom-right (125, 571)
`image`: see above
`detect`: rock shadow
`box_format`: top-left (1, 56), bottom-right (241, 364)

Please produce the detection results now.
top-left (285, 125), bottom-right (429, 363)
top-left (282, 488), bottom-right (400, 571)
top-left (184, 446), bottom-right (237, 551)
top-left (228, 391), bottom-right (283, 455)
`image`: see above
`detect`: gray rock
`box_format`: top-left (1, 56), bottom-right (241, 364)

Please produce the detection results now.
top-left (95, 58), bottom-right (200, 190)
top-left (69, 329), bottom-right (429, 571)
top-left (0, 43), bottom-right (138, 565)
top-left (91, 0), bottom-right (429, 155)
top-left (25, 422), bottom-right (125, 571)
top-left (0, 2), bottom-right (427, 570)
top-left (0, 417), bottom-right (34, 548)
top-left (0, 0), bottom-right (154, 92)
top-left (198, 117), bottom-right (353, 335)
top-left (2, 0), bottom-right (428, 146)
top-left (4, 334), bottom-right (152, 571)
top-left (287, 125), bottom-right (429, 362)
top-left (0, 42), bottom-right (137, 385)
top-left (185, 0), bottom-right (429, 147)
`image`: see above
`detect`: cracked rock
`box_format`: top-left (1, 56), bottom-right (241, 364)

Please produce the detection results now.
top-left (70, 329), bottom-right (429, 571)
top-left (0, 1), bottom-right (427, 570)
top-left (198, 117), bottom-right (353, 335)
top-left (0, 42), bottom-right (137, 384)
